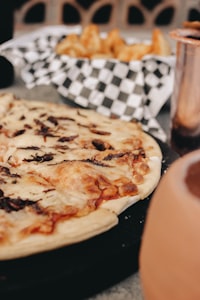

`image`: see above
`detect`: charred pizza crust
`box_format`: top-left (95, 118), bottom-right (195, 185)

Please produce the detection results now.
top-left (0, 93), bottom-right (162, 260)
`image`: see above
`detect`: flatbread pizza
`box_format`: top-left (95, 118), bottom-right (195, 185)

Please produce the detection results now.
top-left (0, 93), bottom-right (162, 260)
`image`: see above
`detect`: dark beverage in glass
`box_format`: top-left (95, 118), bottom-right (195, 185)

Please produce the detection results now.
top-left (171, 123), bottom-right (200, 156)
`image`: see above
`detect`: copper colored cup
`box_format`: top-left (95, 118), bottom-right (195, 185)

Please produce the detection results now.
top-left (169, 28), bottom-right (200, 156)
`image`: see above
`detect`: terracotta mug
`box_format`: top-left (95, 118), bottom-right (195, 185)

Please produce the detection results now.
top-left (139, 149), bottom-right (200, 300)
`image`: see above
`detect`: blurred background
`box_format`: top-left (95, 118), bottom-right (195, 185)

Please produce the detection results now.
top-left (1, 0), bottom-right (199, 44)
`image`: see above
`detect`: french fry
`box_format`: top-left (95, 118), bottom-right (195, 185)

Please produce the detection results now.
top-left (183, 21), bottom-right (200, 30)
top-left (151, 28), bottom-right (171, 56)
top-left (104, 29), bottom-right (126, 56)
top-left (80, 24), bottom-right (102, 56)
top-left (55, 36), bottom-right (88, 58)
top-left (117, 44), bottom-right (152, 62)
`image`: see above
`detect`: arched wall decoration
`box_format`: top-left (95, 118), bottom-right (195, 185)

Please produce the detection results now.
top-left (14, 0), bottom-right (200, 33)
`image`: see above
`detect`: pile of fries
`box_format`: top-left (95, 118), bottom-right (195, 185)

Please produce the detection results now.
top-left (55, 24), bottom-right (171, 62)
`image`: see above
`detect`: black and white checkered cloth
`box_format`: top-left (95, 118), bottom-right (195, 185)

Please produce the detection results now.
top-left (2, 34), bottom-right (175, 142)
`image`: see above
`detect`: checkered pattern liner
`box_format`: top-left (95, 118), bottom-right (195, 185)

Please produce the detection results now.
top-left (2, 34), bottom-right (175, 141)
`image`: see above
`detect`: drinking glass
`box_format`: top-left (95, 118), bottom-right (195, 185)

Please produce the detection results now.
top-left (169, 28), bottom-right (200, 156)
